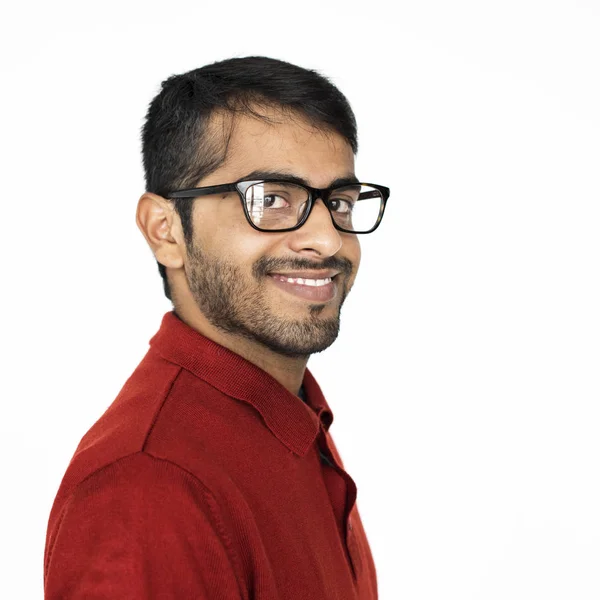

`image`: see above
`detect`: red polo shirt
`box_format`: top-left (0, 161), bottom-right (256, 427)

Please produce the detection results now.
top-left (44, 311), bottom-right (378, 599)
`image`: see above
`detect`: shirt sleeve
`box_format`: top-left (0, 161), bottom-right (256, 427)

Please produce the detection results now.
top-left (44, 452), bottom-right (243, 599)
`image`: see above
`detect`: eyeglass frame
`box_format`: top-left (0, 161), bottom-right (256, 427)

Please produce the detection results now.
top-left (166, 178), bottom-right (390, 234)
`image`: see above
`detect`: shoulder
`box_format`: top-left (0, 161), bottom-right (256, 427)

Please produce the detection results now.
top-left (49, 452), bottom-right (227, 538)
top-left (66, 451), bottom-right (216, 506)
top-left (57, 452), bottom-right (235, 551)
top-left (45, 452), bottom-right (245, 599)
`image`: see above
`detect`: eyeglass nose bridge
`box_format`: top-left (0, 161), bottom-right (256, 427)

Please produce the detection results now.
top-left (298, 188), bottom-right (336, 227)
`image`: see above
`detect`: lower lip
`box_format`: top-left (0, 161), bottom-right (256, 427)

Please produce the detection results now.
top-left (268, 275), bottom-right (338, 302)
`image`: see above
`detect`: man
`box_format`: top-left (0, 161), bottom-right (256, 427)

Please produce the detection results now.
top-left (44, 56), bottom-right (389, 599)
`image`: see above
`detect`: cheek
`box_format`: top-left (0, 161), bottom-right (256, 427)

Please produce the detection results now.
top-left (193, 195), bottom-right (251, 249)
top-left (215, 226), bottom-right (277, 279)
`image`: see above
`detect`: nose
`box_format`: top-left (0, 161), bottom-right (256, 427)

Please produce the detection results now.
top-left (287, 197), bottom-right (343, 257)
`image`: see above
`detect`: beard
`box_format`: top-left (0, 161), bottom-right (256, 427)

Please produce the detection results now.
top-left (185, 240), bottom-right (353, 359)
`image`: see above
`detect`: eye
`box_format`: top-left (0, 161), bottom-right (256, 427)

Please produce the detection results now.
top-left (329, 198), bottom-right (354, 214)
top-left (263, 194), bottom-right (290, 209)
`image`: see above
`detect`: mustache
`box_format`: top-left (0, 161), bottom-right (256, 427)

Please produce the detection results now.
top-left (253, 255), bottom-right (353, 279)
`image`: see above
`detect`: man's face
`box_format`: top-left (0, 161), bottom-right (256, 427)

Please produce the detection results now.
top-left (181, 108), bottom-right (361, 358)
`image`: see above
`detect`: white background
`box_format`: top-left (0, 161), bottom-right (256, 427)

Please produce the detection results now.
top-left (1, 0), bottom-right (599, 598)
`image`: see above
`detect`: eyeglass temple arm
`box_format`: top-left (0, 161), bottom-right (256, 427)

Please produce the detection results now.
top-left (358, 190), bottom-right (383, 200)
top-left (167, 184), bottom-right (238, 199)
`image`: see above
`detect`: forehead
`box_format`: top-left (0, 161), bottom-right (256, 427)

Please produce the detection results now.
top-left (202, 107), bottom-right (355, 188)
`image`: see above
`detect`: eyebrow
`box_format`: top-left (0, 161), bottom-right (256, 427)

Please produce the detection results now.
top-left (238, 169), bottom-right (360, 189)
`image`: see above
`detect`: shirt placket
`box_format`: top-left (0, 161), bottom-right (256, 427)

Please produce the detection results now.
top-left (316, 424), bottom-right (359, 580)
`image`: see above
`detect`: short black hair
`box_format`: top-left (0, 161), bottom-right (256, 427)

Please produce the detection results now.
top-left (141, 56), bottom-right (358, 301)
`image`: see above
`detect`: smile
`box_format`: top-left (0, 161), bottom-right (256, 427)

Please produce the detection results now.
top-left (267, 274), bottom-right (338, 302)
top-left (271, 275), bottom-right (332, 287)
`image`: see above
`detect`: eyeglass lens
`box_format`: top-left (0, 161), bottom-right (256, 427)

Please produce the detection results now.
top-left (244, 182), bottom-right (382, 232)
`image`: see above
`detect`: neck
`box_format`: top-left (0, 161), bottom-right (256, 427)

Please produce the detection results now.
top-left (172, 302), bottom-right (308, 397)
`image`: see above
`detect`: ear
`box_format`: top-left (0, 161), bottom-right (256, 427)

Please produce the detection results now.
top-left (135, 192), bottom-right (185, 270)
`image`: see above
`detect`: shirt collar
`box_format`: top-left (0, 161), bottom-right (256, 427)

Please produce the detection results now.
top-left (149, 311), bottom-right (334, 457)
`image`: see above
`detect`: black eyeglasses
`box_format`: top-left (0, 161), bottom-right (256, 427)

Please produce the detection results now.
top-left (167, 179), bottom-right (390, 234)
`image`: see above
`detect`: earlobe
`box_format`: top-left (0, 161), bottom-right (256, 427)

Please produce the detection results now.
top-left (135, 193), bottom-right (185, 270)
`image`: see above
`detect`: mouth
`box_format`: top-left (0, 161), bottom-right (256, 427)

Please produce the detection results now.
top-left (267, 272), bottom-right (340, 303)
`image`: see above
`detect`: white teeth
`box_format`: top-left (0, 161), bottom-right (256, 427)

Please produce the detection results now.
top-left (276, 275), bottom-right (332, 287)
